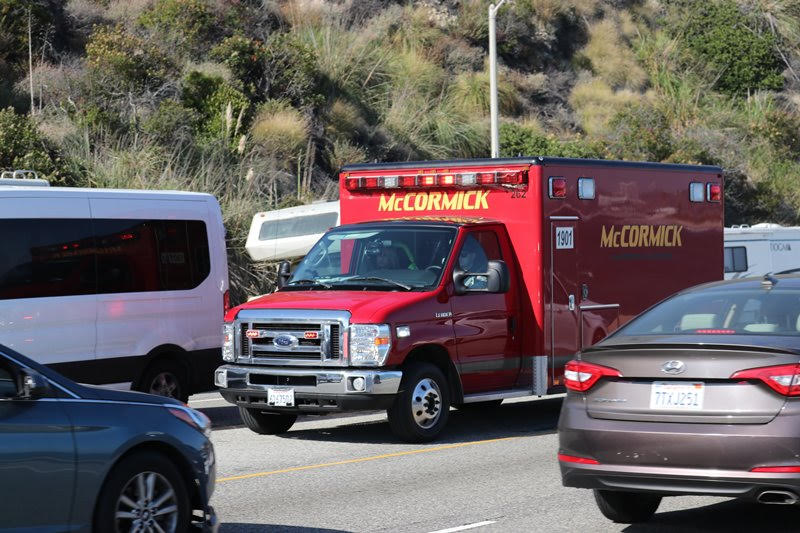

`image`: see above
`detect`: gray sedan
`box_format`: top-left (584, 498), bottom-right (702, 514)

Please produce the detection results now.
top-left (0, 344), bottom-right (218, 532)
top-left (559, 274), bottom-right (800, 523)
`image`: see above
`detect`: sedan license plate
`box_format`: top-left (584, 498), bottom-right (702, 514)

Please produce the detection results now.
top-left (650, 381), bottom-right (704, 410)
top-left (267, 388), bottom-right (295, 407)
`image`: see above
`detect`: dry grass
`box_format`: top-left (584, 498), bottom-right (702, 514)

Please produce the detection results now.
top-left (105, 0), bottom-right (154, 26)
top-left (250, 102), bottom-right (309, 158)
top-left (569, 77), bottom-right (643, 136)
top-left (449, 69), bottom-right (520, 116)
top-left (325, 98), bottom-right (367, 142)
top-left (581, 18), bottom-right (647, 90)
top-left (279, 0), bottom-right (339, 29)
top-left (327, 138), bottom-right (367, 171)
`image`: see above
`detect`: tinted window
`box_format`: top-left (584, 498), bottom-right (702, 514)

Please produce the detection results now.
top-left (618, 288), bottom-right (800, 336)
top-left (0, 361), bottom-right (16, 399)
top-left (0, 218), bottom-right (210, 299)
top-left (0, 219), bottom-right (95, 299)
top-left (93, 219), bottom-right (210, 293)
top-left (724, 246), bottom-right (747, 273)
top-left (260, 212), bottom-right (338, 241)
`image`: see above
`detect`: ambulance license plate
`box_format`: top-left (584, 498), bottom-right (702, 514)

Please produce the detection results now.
top-left (649, 382), bottom-right (704, 410)
top-left (267, 388), bottom-right (295, 407)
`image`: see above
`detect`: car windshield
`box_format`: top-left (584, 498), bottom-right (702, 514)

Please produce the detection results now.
top-left (618, 288), bottom-right (800, 337)
top-left (286, 225), bottom-right (457, 291)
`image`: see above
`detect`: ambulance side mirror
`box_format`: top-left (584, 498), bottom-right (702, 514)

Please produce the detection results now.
top-left (277, 261), bottom-right (292, 289)
top-left (453, 260), bottom-right (509, 295)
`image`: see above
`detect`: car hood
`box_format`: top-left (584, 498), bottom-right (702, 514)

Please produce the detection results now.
top-left (73, 383), bottom-right (183, 405)
top-left (591, 334), bottom-right (800, 355)
top-left (238, 289), bottom-right (436, 322)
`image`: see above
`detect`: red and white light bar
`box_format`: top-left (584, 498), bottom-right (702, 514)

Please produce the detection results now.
top-left (344, 170), bottom-right (527, 191)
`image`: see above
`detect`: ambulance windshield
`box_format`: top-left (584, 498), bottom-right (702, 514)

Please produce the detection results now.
top-left (286, 224), bottom-right (457, 291)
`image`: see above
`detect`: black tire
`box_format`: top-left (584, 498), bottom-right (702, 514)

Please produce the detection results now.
top-left (387, 362), bottom-right (450, 443)
top-left (454, 399), bottom-right (503, 409)
top-left (94, 451), bottom-right (191, 533)
top-left (239, 407), bottom-right (297, 434)
top-left (593, 489), bottom-right (662, 523)
top-left (137, 359), bottom-right (189, 403)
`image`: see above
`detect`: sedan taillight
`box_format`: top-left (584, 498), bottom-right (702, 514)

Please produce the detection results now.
top-left (564, 360), bottom-right (622, 392)
top-left (730, 364), bottom-right (800, 396)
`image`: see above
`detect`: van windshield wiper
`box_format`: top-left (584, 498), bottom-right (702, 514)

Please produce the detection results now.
top-left (286, 279), bottom-right (332, 289)
top-left (336, 276), bottom-right (412, 291)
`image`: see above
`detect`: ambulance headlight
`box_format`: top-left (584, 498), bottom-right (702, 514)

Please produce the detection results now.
top-left (348, 324), bottom-right (391, 366)
top-left (222, 322), bottom-right (235, 362)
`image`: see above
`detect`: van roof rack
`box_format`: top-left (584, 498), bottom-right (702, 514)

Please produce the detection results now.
top-left (0, 169), bottom-right (50, 187)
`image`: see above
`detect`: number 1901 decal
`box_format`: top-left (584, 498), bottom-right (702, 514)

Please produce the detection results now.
top-left (555, 227), bottom-right (574, 249)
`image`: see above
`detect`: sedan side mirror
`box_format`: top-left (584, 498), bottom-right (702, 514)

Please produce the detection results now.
top-left (277, 260), bottom-right (292, 289)
top-left (453, 260), bottom-right (510, 295)
top-left (17, 368), bottom-right (50, 400)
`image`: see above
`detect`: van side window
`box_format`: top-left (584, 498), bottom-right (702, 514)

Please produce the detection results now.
top-left (724, 246), bottom-right (747, 273)
top-left (0, 219), bottom-right (96, 299)
top-left (0, 218), bottom-right (210, 300)
top-left (260, 212), bottom-right (339, 241)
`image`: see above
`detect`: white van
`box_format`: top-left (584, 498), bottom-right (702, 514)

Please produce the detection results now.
top-left (245, 201), bottom-right (339, 261)
top-left (0, 180), bottom-right (229, 401)
top-left (724, 223), bottom-right (800, 279)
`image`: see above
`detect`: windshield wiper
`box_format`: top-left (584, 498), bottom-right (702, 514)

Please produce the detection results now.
top-left (286, 279), bottom-right (332, 289)
top-left (336, 276), bottom-right (412, 291)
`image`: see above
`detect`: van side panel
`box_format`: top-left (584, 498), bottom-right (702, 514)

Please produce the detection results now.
top-left (0, 195), bottom-right (97, 365)
top-left (89, 198), bottom-right (222, 385)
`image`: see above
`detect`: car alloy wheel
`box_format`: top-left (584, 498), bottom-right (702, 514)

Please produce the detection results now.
top-left (115, 471), bottom-right (179, 533)
top-left (411, 377), bottom-right (443, 429)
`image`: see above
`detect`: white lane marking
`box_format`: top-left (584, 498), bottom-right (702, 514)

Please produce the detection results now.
top-left (428, 521), bottom-right (496, 533)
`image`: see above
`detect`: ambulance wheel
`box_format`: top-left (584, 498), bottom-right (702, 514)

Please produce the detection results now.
top-left (137, 359), bottom-right (189, 403)
top-left (94, 450), bottom-right (191, 533)
top-left (239, 407), bottom-right (297, 435)
top-left (387, 362), bottom-right (450, 443)
top-left (593, 489), bottom-right (661, 523)
top-left (455, 399), bottom-right (503, 409)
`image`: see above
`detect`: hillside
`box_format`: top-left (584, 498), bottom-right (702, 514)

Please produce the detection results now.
top-left (1, 0), bottom-right (799, 301)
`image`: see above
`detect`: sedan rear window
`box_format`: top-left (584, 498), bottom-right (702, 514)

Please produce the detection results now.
top-left (620, 289), bottom-right (800, 336)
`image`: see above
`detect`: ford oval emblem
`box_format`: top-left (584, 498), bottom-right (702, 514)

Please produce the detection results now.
top-left (273, 334), bottom-right (299, 349)
top-left (661, 360), bottom-right (686, 375)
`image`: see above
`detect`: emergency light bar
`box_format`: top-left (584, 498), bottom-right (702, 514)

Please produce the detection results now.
top-left (344, 170), bottom-right (527, 191)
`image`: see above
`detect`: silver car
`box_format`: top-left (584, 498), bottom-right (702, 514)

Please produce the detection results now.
top-left (559, 274), bottom-right (800, 523)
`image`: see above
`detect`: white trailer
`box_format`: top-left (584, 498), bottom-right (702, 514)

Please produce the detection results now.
top-left (724, 223), bottom-right (800, 278)
top-left (245, 201), bottom-right (339, 261)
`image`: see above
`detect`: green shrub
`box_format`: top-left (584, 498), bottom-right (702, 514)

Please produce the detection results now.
top-left (182, 71), bottom-right (250, 143)
top-left (86, 25), bottom-right (176, 89)
top-left (670, 0), bottom-right (783, 95)
top-left (0, 107), bottom-right (68, 181)
top-left (211, 33), bottom-right (319, 105)
top-left (499, 122), bottom-right (604, 158)
top-left (138, 0), bottom-right (218, 55)
top-left (607, 103), bottom-right (674, 162)
top-left (141, 99), bottom-right (201, 144)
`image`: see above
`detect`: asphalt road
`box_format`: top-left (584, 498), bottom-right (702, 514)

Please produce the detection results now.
top-left (189, 393), bottom-right (798, 533)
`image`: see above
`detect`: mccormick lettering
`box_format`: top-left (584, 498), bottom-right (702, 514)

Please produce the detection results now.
top-left (601, 225), bottom-right (683, 248)
top-left (378, 191), bottom-right (490, 212)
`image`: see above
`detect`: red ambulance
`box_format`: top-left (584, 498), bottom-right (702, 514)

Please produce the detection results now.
top-left (216, 157), bottom-right (724, 442)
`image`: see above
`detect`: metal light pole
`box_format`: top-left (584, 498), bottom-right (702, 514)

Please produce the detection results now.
top-left (488, 0), bottom-right (509, 158)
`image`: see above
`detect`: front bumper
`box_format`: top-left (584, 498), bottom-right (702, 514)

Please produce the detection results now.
top-left (215, 365), bottom-right (402, 413)
top-left (558, 392), bottom-right (800, 500)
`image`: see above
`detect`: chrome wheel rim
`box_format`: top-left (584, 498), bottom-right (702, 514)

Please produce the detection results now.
top-left (115, 471), bottom-right (178, 533)
top-left (411, 377), bottom-right (442, 429)
top-left (149, 372), bottom-right (180, 398)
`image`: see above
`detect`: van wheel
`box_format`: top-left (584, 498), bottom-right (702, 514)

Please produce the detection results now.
top-left (593, 489), bottom-right (661, 523)
top-left (94, 450), bottom-right (190, 533)
top-left (239, 407), bottom-right (297, 434)
top-left (138, 360), bottom-right (189, 403)
top-left (455, 399), bottom-right (503, 409)
top-left (387, 362), bottom-right (450, 443)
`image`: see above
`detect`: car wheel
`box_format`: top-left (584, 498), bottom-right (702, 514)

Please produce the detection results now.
top-left (454, 399), bottom-right (503, 409)
top-left (239, 407), bottom-right (297, 434)
top-left (387, 362), bottom-right (450, 443)
top-left (593, 489), bottom-right (661, 523)
top-left (138, 359), bottom-right (189, 403)
top-left (94, 451), bottom-right (190, 533)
